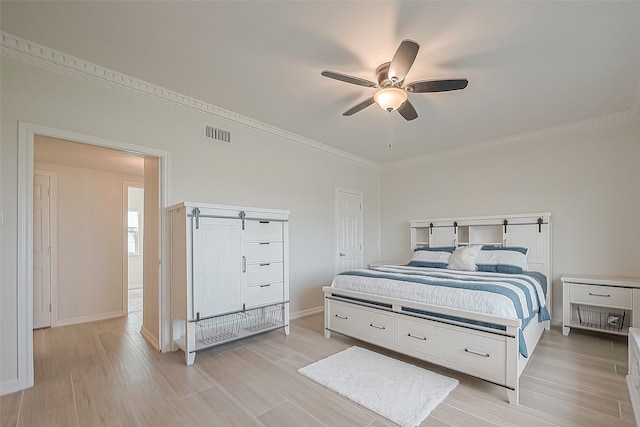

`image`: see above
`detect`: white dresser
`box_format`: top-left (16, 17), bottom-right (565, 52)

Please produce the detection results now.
top-left (169, 202), bottom-right (290, 365)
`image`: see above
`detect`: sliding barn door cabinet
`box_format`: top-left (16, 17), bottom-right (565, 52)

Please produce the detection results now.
top-left (169, 202), bottom-right (290, 365)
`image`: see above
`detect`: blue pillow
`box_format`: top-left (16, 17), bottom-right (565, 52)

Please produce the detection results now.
top-left (476, 246), bottom-right (528, 274)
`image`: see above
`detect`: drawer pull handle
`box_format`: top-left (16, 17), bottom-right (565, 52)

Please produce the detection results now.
top-left (334, 314), bottom-right (348, 320)
top-left (588, 292), bottom-right (611, 297)
top-left (259, 284), bottom-right (271, 288)
top-left (259, 263), bottom-right (270, 267)
top-left (259, 242), bottom-right (270, 245)
top-left (259, 220), bottom-right (270, 224)
top-left (369, 323), bottom-right (386, 330)
top-left (408, 333), bottom-right (427, 341)
top-left (464, 348), bottom-right (490, 358)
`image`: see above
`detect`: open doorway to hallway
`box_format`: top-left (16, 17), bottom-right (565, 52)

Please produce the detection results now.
top-left (33, 135), bottom-right (150, 328)
top-left (127, 186), bottom-right (144, 316)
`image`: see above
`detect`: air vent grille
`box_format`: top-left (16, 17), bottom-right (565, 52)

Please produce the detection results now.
top-left (205, 125), bottom-right (231, 143)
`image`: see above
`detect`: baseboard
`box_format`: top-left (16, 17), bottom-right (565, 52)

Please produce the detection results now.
top-left (0, 378), bottom-right (24, 396)
top-left (140, 325), bottom-right (160, 351)
top-left (290, 305), bottom-right (323, 320)
top-left (54, 310), bottom-right (125, 327)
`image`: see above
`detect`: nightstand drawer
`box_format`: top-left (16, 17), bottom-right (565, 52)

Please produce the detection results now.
top-left (570, 283), bottom-right (632, 309)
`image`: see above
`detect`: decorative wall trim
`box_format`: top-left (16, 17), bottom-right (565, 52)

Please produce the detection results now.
top-left (2, 31), bottom-right (638, 170)
top-left (383, 110), bottom-right (640, 170)
top-left (290, 305), bottom-right (324, 320)
top-left (140, 325), bottom-right (160, 351)
top-left (0, 31), bottom-right (379, 169)
top-left (55, 310), bottom-right (125, 327)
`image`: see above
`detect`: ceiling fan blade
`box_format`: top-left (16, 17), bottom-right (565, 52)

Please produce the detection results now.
top-left (405, 79), bottom-right (468, 93)
top-left (388, 40), bottom-right (420, 83)
top-left (397, 100), bottom-right (418, 121)
top-left (321, 70), bottom-right (377, 88)
top-left (343, 97), bottom-right (376, 116)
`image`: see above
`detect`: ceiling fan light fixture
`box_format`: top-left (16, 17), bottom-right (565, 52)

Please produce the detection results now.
top-left (374, 87), bottom-right (407, 112)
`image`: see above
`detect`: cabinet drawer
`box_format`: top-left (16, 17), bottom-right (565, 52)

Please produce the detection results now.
top-left (244, 241), bottom-right (283, 263)
top-left (244, 220), bottom-right (283, 242)
top-left (397, 317), bottom-right (506, 384)
top-left (327, 300), bottom-right (395, 346)
top-left (245, 282), bottom-right (284, 307)
top-left (245, 262), bottom-right (284, 286)
top-left (570, 283), bottom-right (632, 309)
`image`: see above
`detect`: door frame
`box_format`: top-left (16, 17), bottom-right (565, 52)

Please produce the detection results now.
top-left (33, 170), bottom-right (58, 328)
top-left (17, 121), bottom-right (171, 391)
top-left (335, 187), bottom-right (364, 274)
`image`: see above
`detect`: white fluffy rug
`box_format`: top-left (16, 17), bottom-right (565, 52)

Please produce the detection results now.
top-left (298, 346), bottom-right (458, 427)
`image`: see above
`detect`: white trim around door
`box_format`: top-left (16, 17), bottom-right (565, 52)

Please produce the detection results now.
top-left (335, 188), bottom-right (364, 274)
top-left (14, 121), bottom-right (171, 394)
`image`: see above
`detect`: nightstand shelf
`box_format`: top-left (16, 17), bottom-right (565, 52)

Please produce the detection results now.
top-left (562, 275), bottom-right (640, 337)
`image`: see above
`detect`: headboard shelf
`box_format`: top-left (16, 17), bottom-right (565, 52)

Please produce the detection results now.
top-left (410, 212), bottom-right (552, 310)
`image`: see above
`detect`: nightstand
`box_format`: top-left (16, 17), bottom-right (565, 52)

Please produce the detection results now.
top-left (562, 275), bottom-right (640, 336)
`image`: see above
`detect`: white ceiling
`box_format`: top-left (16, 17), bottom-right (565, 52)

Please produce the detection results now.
top-left (3, 1), bottom-right (640, 165)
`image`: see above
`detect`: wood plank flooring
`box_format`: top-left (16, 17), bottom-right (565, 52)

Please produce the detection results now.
top-left (1, 310), bottom-right (635, 427)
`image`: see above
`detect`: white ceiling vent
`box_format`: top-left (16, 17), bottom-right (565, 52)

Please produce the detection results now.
top-left (204, 125), bottom-right (231, 143)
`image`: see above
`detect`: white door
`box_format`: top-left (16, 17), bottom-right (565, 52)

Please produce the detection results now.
top-left (336, 189), bottom-right (363, 273)
top-left (33, 173), bottom-right (52, 329)
top-left (192, 217), bottom-right (243, 318)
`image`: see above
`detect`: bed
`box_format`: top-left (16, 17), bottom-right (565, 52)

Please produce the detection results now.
top-left (323, 213), bottom-right (552, 405)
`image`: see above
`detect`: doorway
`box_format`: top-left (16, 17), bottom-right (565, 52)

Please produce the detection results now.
top-left (16, 122), bottom-right (171, 392)
top-left (335, 188), bottom-right (364, 274)
top-left (32, 171), bottom-right (56, 329)
top-left (127, 186), bottom-right (144, 316)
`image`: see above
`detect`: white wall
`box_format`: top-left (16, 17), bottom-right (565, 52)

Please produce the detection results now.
top-left (0, 56), bottom-right (381, 387)
top-left (380, 121), bottom-right (640, 319)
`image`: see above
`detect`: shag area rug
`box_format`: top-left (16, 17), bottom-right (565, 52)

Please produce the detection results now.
top-left (298, 346), bottom-right (458, 427)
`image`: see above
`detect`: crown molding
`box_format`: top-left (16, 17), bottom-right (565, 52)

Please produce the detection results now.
top-left (383, 109), bottom-right (640, 170)
top-left (1, 31), bottom-right (379, 169)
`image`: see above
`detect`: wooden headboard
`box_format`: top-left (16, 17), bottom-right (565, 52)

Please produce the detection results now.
top-left (410, 212), bottom-right (552, 309)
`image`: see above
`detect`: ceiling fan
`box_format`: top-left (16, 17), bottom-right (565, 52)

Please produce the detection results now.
top-left (321, 39), bottom-right (468, 121)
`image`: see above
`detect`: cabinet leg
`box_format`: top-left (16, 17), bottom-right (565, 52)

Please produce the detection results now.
top-left (284, 325), bottom-right (290, 335)
top-left (186, 351), bottom-right (196, 366)
top-left (324, 329), bottom-right (331, 339)
top-left (563, 326), bottom-right (570, 336)
top-left (507, 388), bottom-right (519, 405)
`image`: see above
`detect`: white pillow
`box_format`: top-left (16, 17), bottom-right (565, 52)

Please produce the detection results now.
top-left (447, 245), bottom-right (482, 271)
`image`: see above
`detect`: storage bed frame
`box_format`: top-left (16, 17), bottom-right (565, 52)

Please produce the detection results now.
top-left (323, 213), bottom-right (551, 405)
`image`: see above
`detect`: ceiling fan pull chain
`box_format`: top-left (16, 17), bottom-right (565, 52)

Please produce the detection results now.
top-left (388, 112), bottom-right (392, 148)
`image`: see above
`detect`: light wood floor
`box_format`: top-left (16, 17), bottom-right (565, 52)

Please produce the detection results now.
top-left (1, 310), bottom-right (635, 427)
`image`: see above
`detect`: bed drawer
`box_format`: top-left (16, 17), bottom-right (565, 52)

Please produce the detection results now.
top-left (570, 283), bottom-right (632, 309)
top-left (397, 317), bottom-right (507, 384)
top-left (327, 300), bottom-right (395, 346)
